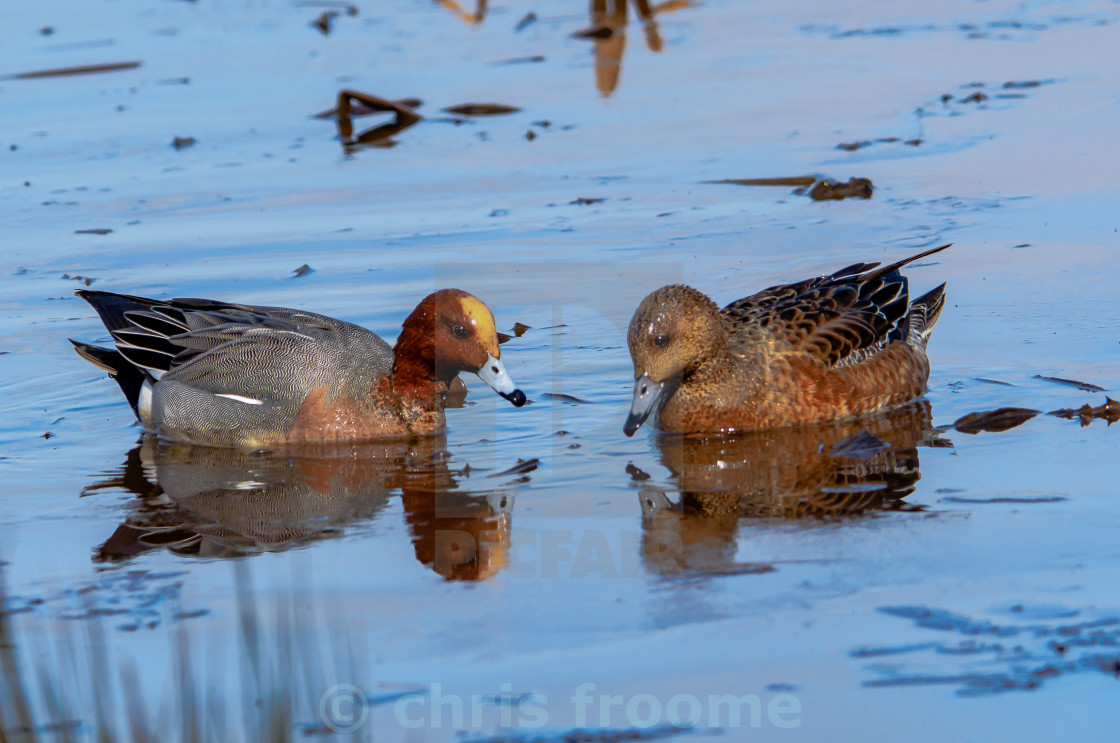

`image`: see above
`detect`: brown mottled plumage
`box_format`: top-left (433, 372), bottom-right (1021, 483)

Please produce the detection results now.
top-left (624, 245), bottom-right (948, 435)
top-left (71, 288), bottom-right (526, 447)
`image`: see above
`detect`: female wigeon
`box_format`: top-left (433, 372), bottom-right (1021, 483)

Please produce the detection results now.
top-left (71, 289), bottom-right (526, 446)
top-left (624, 245), bottom-right (948, 435)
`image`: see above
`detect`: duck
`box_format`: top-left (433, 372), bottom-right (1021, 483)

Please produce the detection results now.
top-left (623, 244), bottom-right (948, 435)
top-left (71, 288), bottom-right (526, 447)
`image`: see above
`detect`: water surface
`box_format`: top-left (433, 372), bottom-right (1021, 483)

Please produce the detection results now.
top-left (2, 0), bottom-right (1119, 740)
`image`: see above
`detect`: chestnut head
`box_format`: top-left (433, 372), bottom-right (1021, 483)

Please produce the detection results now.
top-left (404, 289), bottom-right (526, 407)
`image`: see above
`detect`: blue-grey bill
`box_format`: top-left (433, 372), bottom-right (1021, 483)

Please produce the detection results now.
top-left (623, 374), bottom-right (664, 436)
top-left (477, 353), bottom-right (527, 407)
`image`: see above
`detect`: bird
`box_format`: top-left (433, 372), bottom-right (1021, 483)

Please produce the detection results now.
top-left (71, 288), bottom-right (526, 447)
top-left (623, 244), bottom-right (948, 435)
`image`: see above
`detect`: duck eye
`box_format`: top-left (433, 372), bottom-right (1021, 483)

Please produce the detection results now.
top-left (452, 324), bottom-right (470, 339)
top-left (653, 333), bottom-right (671, 348)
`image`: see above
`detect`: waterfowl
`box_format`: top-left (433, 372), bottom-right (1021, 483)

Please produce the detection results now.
top-left (624, 245), bottom-right (948, 435)
top-left (93, 435), bottom-right (514, 580)
top-left (71, 289), bottom-right (526, 446)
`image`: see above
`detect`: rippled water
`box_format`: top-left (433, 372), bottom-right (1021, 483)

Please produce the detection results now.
top-left (2, 0), bottom-right (1119, 740)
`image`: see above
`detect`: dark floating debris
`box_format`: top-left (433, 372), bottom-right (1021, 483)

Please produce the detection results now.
top-left (315, 97), bottom-right (424, 119)
top-left (308, 4), bottom-right (357, 34)
top-left (442, 103), bottom-right (521, 116)
top-left (61, 273), bottom-right (95, 286)
top-left (933, 79), bottom-right (1051, 116)
top-left (5, 60), bottom-right (141, 80)
top-left (542, 393), bottom-right (590, 404)
top-left (807, 177), bottom-right (873, 201)
top-left (572, 25), bottom-right (614, 39)
top-left (950, 398), bottom-right (1119, 433)
top-left (711, 176), bottom-right (816, 188)
top-left (75, 228), bottom-right (112, 235)
top-left (570, 196), bottom-right (605, 205)
top-left (491, 55), bottom-right (546, 66)
top-left (291, 264), bottom-right (313, 278)
top-left (171, 136), bottom-right (195, 150)
top-left (512, 322), bottom-right (531, 337)
top-left (496, 332), bottom-right (513, 345)
top-left (973, 378), bottom-right (1014, 386)
top-left (828, 430), bottom-right (891, 461)
top-left (328, 89), bottom-right (422, 151)
top-left (951, 407), bottom-right (1040, 434)
top-left (626, 463), bottom-right (651, 481)
top-left (838, 137), bottom-right (920, 152)
top-left (1034, 374), bottom-right (1106, 393)
top-left (514, 11), bottom-right (537, 32)
top-left (311, 11), bottom-right (335, 35)
top-left (684, 563), bottom-right (776, 577)
top-left (487, 458), bottom-right (540, 479)
top-left (942, 495), bottom-right (1067, 504)
top-left (707, 175), bottom-right (873, 201)
top-left (1049, 398), bottom-right (1120, 426)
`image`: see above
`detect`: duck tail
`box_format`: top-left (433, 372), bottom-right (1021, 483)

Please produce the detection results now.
top-left (906, 283), bottom-right (947, 347)
top-left (75, 289), bottom-right (160, 334)
top-left (69, 339), bottom-right (148, 419)
top-left (860, 243), bottom-right (951, 283)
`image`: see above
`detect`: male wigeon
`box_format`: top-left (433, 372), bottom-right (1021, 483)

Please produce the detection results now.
top-left (71, 289), bottom-right (526, 446)
top-left (624, 245), bottom-right (948, 435)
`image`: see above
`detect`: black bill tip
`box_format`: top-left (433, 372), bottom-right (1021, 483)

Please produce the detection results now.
top-left (502, 389), bottom-right (528, 407)
top-left (623, 412), bottom-right (647, 437)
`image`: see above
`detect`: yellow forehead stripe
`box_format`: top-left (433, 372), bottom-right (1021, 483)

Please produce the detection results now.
top-left (459, 295), bottom-right (499, 356)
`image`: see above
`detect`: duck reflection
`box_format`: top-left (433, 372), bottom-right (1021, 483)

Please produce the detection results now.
top-left (584, 0), bottom-right (692, 97)
top-left (86, 435), bottom-right (515, 581)
top-left (432, 0), bottom-right (488, 26)
top-left (636, 401), bottom-right (944, 574)
top-left (429, 0), bottom-right (693, 97)
top-left (333, 90), bottom-right (423, 152)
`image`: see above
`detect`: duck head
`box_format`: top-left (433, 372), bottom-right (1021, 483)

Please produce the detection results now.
top-left (624, 285), bottom-right (722, 435)
top-left (397, 289), bottom-right (527, 406)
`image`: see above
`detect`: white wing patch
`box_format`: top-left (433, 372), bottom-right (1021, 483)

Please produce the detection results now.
top-left (215, 393), bottom-right (264, 405)
top-left (138, 381), bottom-right (154, 423)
